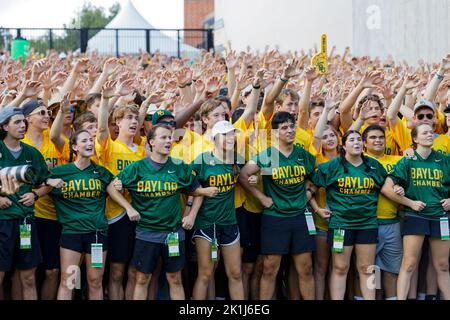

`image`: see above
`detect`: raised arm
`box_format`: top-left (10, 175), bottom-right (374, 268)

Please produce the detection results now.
top-left (387, 74), bottom-right (419, 127)
top-left (241, 69), bottom-right (265, 127)
top-left (261, 59), bottom-right (302, 119)
top-left (87, 57), bottom-right (120, 95)
top-left (313, 95), bottom-right (336, 150)
top-left (297, 66), bottom-right (319, 130)
top-left (50, 93), bottom-right (72, 151)
top-left (339, 71), bottom-right (383, 131)
top-left (58, 58), bottom-right (89, 99)
top-left (423, 53), bottom-right (450, 101)
top-left (97, 80), bottom-right (118, 147)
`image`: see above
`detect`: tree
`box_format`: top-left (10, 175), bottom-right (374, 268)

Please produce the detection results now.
top-left (27, 2), bottom-right (120, 54)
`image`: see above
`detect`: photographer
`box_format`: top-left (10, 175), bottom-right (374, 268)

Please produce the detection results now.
top-left (0, 106), bottom-right (62, 300)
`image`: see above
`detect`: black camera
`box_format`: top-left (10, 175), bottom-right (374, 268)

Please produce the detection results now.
top-left (0, 165), bottom-right (36, 184)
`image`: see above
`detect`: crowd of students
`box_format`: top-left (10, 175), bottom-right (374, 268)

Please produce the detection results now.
top-left (0, 46), bottom-right (449, 300)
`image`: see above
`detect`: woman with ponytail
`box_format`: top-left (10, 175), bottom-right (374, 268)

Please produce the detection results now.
top-left (312, 130), bottom-right (387, 300)
top-left (47, 130), bottom-right (138, 300)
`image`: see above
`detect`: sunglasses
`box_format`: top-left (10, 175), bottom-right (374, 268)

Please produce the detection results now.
top-left (417, 114), bottom-right (433, 120)
top-left (158, 120), bottom-right (177, 127)
top-left (30, 109), bottom-right (52, 117)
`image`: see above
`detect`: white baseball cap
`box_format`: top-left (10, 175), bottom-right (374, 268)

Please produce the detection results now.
top-left (212, 121), bottom-right (240, 139)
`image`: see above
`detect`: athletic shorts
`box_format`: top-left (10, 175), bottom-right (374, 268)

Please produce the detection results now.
top-left (236, 207), bottom-right (261, 263)
top-left (60, 231), bottom-right (108, 254)
top-left (132, 239), bottom-right (185, 274)
top-left (192, 224), bottom-right (240, 247)
top-left (108, 214), bottom-right (136, 263)
top-left (261, 214), bottom-right (316, 255)
top-left (36, 217), bottom-right (62, 270)
top-left (327, 228), bottom-right (378, 247)
top-left (402, 215), bottom-right (449, 239)
top-left (376, 222), bottom-right (403, 274)
top-left (0, 218), bottom-right (41, 272)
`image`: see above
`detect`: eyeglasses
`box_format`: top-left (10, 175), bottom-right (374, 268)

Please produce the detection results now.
top-left (158, 120), bottom-right (177, 127)
top-left (145, 114), bottom-right (153, 122)
top-left (417, 114), bottom-right (433, 120)
top-left (30, 109), bottom-right (52, 117)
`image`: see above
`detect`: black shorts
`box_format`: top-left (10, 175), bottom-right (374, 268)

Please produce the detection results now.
top-left (402, 215), bottom-right (449, 239)
top-left (261, 214), bottom-right (316, 255)
top-left (132, 239), bottom-right (185, 274)
top-left (327, 228), bottom-right (378, 247)
top-left (108, 214), bottom-right (136, 263)
top-left (60, 231), bottom-right (108, 254)
top-left (36, 218), bottom-right (62, 270)
top-left (192, 224), bottom-right (240, 247)
top-left (0, 218), bottom-right (42, 272)
top-left (236, 207), bottom-right (261, 263)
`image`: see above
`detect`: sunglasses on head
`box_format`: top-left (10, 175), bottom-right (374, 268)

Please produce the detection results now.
top-left (417, 114), bottom-right (433, 120)
top-left (158, 120), bottom-right (176, 127)
top-left (31, 109), bottom-right (52, 117)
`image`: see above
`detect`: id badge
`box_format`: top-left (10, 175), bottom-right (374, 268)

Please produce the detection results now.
top-left (211, 239), bottom-right (218, 262)
top-left (332, 229), bottom-right (345, 253)
top-left (167, 232), bottom-right (180, 257)
top-left (440, 217), bottom-right (450, 241)
top-left (305, 210), bottom-right (317, 235)
top-left (20, 224), bottom-right (32, 250)
top-left (91, 243), bottom-right (103, 268)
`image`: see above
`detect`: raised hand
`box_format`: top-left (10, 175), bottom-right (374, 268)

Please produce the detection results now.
top-left (102, 57), bottom-right (121, 75)
top-left (175, 67), bottom-right (193, 87)
top-left (304, 66), bottom-right (319, 82)
top-left (73, 58), bottom-right (90, 74)
top-left (225, 50), bottom-right (238, 69)
top-left (4, 74), bottom-right (19, 90)
top-left (205, 76), bottom-right (222, 96)
top-left (191, 63), bottom-right (204, 81)
top-left (116, 79), bottom-right (135, 97)
top-left (282, 59), bottom-right (302, 80)
top-left (402, 74), bottom-right (420, 90)
top-left (360, 70), bottom-right (384, 88)
top-left (22, 80), bottom-right (43, 98)
top-left (101, 80), bottom-right (118, 99)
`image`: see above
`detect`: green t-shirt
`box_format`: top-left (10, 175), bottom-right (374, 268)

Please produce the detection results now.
top-left (390, 150), bottom-right (450, 218)
top-left (254, 145), bottom-right (315, 218)
top-left (117, 157), bottom-right (196, 232)
top-left (190, 152), bottom-right (241, 229)
top-left (312, 156), bottom-right (387, 230)
top-left (50, 162), bottom-right (112, 234)
top-left (0, 141), bottom-right (49, 220)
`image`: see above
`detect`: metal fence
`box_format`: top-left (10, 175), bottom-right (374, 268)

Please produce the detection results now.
top-left (0, 28), bottom-right (214, 58)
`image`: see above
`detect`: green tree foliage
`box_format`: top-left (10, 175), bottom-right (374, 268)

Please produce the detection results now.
top-left (27, 2), bottom-right (120, 53)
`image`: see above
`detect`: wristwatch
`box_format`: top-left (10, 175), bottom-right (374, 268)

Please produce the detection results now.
top-left (186, 200), bottom-right (193, 207)
top-left (32, 191), bottom-right (39, 201)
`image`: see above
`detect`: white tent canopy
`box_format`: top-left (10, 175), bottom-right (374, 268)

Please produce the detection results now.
top-left (87, 1), bottom-right (200, 58)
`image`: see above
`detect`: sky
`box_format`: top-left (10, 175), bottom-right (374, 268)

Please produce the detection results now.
top-left (0, 0), bottom-right (184, 29)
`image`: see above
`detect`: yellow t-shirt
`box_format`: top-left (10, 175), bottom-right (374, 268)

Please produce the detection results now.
top-left (96, 135), bottom-right (145, 221)
top-left (22, 129), bottom-right (66, 220)
top-left (367, 154), bottom-right (402, 221)
top-left (391, 118), bottom-right (450, 154)
top-left (171, 129), bottom-right (201, 163)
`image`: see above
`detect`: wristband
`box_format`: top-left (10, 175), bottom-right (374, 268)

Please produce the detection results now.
top-left (280, 77), bottom-right (288, 83)
top-left (436, 73), bottom-right (444, 81)
top-left (32, 191), bottom-right (39, 201)
top-left (178, 82), bottom-right (192, 89)
top-left (186, 200), bottom-right (193, 207)
top-left (252, 84), bottom-right (261, 89)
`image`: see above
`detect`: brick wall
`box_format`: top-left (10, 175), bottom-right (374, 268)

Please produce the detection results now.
top-left (184, 0), bottom-right (214, 48)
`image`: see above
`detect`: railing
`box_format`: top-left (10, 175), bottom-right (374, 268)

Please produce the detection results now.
top-left (0, 27), bottom-right (214, 58)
